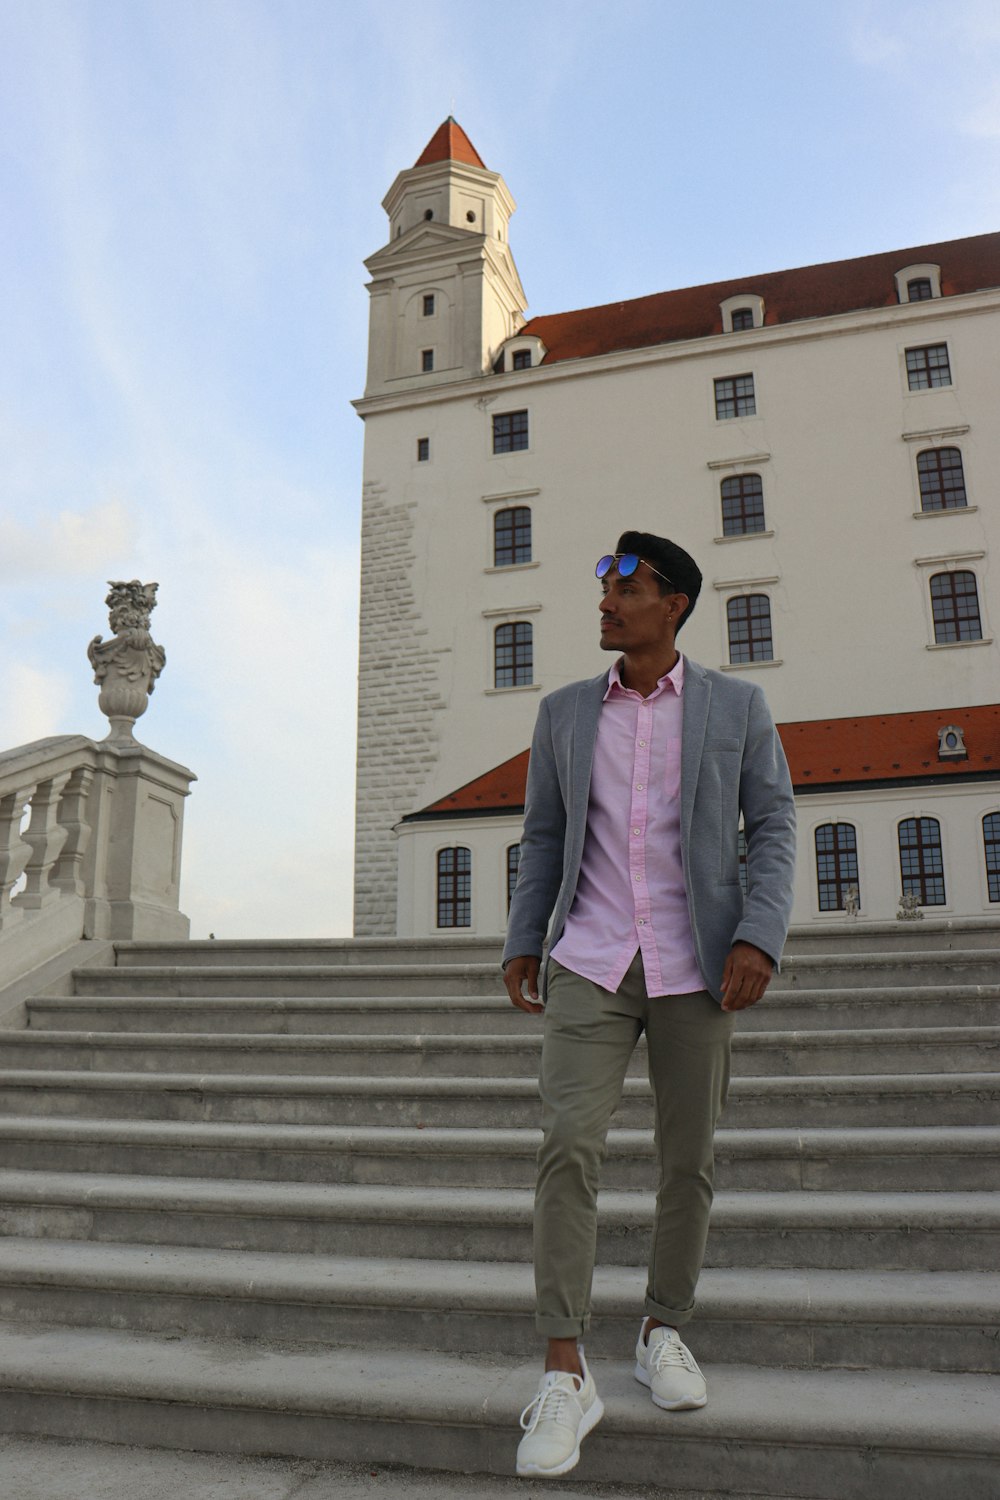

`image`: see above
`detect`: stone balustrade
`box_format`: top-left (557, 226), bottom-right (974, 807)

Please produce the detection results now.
top-left (0, 734), bottom-right (195, 977)
top-left (1, 581), bottom-right (194, 988)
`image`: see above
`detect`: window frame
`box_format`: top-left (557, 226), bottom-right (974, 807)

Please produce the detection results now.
top-left (814, 822), bottom-right (860, 912)
top-left (905, 343), bottom-right (952, 391)
top-left (492, 409), bottom-right (530, 454)
top-left (726, 592), bottom-right (774, 664)
top-left (929, 569), bottom-right (983, 643)
top-left (493, 620), bottom-right (533, 688)
top-left (720, 472), bottom-right (766, 536)
top-left (493, 506), bottom-right (532, 567)
top-left (422, 293), bottom-right (435, 317)
top-left (714, 373), bottom-right (757, 420)
top-left (897, 816), bottom-right (946, 907)
top-left (416, 437), bottom-right (430, 463)
top-left (506, 843), bottom-right (521, 913)
top-left (916, 447), bottom-right (967, 512)
top-left (984, 813), bottom-right (1000, 904)
top-left (436, 846), bottom-right (472, 929)
top-left (421, 348), bottom-right (434, 373)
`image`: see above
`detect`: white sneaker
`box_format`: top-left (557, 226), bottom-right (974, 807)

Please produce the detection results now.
top-left (516, 1347), bottom-right (605, 1477)
top-left (634, 1321), bottom-right (707, 1410)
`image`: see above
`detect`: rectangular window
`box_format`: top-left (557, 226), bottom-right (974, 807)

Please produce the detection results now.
top-left (727, 594), bottom-right (773, 663)
top-left (512, 349), bottom-right (532, 369)
top-left (493, 409), bottom-right (529, 453)
top-left (437, 847), bottom-right (471, 928)
top-left (984, 814), bottom-right (1000, 903)
top-left (899, 818), bottom-right (945, 906)
top-left (714, 373), bottom-right (756, 419)
top-left (730, 308), bottom-right (754, 331)
top-left (721, 474), bottom-right (766, 536)
top-left (494, 621), bottom-right (533, 687)
top-left (906, 343), bottom-right (951, 390)
top-left (506, 844), bottom-right (521, 912)
top-left (907, 278), bottom-right (933, 301)
top-left (416, 437), bottom-right (430, 462)
top-left (494, 506), bottom-right (532, 566)
top-left (421, 349), bottom-right (434, 373)
top-left (422, 294), bottom-right (435, 316)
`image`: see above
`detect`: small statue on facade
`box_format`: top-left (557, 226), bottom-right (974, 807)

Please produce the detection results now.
top-left (843, 884), bottom-right (860, 917)
top-left (896, 890), bottom-right (924, 921)
top-left (88, 581), bottom-right (166, 742)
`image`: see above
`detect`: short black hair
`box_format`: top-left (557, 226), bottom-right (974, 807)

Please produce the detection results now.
top-left (615, 530), bottom-right (702, 632)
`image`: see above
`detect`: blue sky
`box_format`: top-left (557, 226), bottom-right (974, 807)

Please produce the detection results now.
top-left (3, 0), bottom-right (1000, 937)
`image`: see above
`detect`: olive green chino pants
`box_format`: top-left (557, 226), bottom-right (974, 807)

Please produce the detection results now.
top-left (535, 953), bottom-right (735, 1337)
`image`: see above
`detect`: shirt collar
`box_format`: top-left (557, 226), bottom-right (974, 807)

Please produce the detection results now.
top-left (605, 653), bottom-right (685, 701)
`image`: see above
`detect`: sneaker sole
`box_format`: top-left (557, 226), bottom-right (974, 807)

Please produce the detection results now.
top-left (634, 1360), bottom-right (708, 1411)
top-left (516, 1395), bottom-right (606, 1477)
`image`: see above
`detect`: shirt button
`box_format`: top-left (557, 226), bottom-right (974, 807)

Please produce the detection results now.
top-left (634, 874), bottom-right (642, 882)
top-left (633, 828), bottom-right (641, 836)
top-left (637, 919), bottom-right (645, 926)
top-left (638, 740), bottom-right (647, 747)
top-left (635, 784), bottom-right (644, 791)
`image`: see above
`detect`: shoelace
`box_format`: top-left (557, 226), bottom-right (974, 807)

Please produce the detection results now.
top-left (519, 1376), bottom-right (582, 1433)
top-left (649, 1336), bottom-right (699, 1374)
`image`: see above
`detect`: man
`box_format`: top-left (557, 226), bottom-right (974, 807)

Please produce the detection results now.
top-left (503, 531), bottom-right (796, 1479)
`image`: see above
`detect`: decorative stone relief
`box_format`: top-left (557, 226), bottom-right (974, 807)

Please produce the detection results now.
top-left (843, 884), bottom-right (859, 917)
top-left (88, 581), bottom-right (166, 743)
top-left (896, 890), bottom-right (924, 920)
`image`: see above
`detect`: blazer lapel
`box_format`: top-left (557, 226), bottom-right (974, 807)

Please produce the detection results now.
top-left (681, 657), bottom-right (711, 847)
top-left (571, 674), bottom-right (606, 821)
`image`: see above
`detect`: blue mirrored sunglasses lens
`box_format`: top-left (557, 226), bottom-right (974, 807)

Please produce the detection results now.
top-left (617, 554), bottom-right (640, 576)
top-left (595, 555), bottom-right (615, 578)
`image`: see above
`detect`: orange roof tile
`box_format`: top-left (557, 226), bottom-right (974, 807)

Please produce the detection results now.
top-left (523, 231), bottom-right (1000, 364)
top-left (414, 117), bottom-right (486, 170)
top-left (407, 704), bottom-right (1000, 818)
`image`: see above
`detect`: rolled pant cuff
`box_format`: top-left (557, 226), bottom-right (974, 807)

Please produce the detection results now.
top-left (536, 1315), bottom-right (590, 1338)
top-left (644, 1294), bottom-right (695, 1328)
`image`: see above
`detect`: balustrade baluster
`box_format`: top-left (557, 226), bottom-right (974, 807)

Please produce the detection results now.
top-left (14, 773), bottom-right (72, 911)
top-left (0, 785), bottom-right (36, 931)
top-left (50, 765), bottom-right (96, 897)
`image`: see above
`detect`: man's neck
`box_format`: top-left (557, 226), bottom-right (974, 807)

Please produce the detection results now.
top-left (619, 647), bottom-right (679, 699)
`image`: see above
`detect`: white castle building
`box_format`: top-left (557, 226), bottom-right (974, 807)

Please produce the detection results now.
top-left (353, 118), bottom-right (1000, 939)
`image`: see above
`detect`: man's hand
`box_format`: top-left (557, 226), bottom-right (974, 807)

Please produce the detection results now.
top-left (720, 941), bottom-right (773, 1012)
top-left (504, 956), bottom-right (543, 1015)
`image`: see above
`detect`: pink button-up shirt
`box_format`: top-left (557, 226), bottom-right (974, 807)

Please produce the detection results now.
top-left (550, 655), bottom-right (705, 997)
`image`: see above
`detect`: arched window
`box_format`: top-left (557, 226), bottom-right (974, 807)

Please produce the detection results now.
top-left (494, 622), bottom-right (533, 687)
top-left (721, 474), bottom-right (765, 536)
top-left (898, 818), bottom-right (945, 906)
top-left (917, 448), bottom-right (967, 511)
top-left (437, 847), bottom-right (471, 928)
top-left (506, 844), bottom-right (521, 911)
top-left (984, 814), bottom-right (1000, 903)
top-left (494, 507), bottom-right (532, 566)
top-left (727, 595), bottom-right (773, 663)
top-left (815, 823), bottom-right (860, 911)
top-left (930, 571), bottom-right (982, 643)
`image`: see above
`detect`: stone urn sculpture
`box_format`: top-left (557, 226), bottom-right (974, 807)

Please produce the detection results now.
top-left (87, 581), bottom-right (166, 743)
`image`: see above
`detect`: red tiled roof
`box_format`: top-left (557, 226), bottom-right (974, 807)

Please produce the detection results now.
top-left (416, 751), bottom-right (529, 815)
top-left (410, 705), bottom-right (1000, 816)
top-left (523, 231), bottom-right (1000, 364)
top-left (414, 117), bottom-right (485, 170)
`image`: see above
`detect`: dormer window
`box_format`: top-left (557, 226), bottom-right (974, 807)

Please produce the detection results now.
top-left (720, 294), bottom-right (765, 333)
top-left (492, 334), bottom-right (547, 375)
top-left (895, 263), bottom-right (941, 302)
top-left (512, 349), bottom-right (532, 370)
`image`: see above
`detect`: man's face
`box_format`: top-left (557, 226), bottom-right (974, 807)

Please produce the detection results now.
top-left (599, 561), bottom-right (684, 653)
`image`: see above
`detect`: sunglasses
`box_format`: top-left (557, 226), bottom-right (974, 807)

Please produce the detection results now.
top-left (595, 553), bottom-right (675, 588)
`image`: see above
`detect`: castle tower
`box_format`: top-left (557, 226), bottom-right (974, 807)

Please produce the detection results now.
top-left (362, 118), bottom-right (527, 396)
top-left (353, 122), bottom-right (529, 936)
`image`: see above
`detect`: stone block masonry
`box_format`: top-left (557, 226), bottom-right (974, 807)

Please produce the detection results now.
top-left (354, 481), bottom-right (448, 936)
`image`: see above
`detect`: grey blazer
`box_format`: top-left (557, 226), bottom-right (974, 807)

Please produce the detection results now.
top-left (502, 656), bottom-right (796, 1004)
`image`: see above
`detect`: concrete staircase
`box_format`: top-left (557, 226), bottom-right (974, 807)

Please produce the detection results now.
top-left (0, 923), bottom-right (998, 1497)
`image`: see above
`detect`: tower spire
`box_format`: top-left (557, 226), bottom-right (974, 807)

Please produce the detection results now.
top-left (414, 117), bottom-right (486, 170)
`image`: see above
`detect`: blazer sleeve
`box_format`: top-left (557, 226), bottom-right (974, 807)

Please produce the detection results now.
top-left (732, 685), bottom-right (796, 967)
top-left (501, 695), bottom-right (568, 967)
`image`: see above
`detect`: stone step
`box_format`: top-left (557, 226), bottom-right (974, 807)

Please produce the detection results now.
top-left (4, 1025), bottom-right (999, 1079)
top-left (0, 1241), bottom-right (995, 1374)
top-left (30, 984), bottom-right (1000, 1033)
top-left (0, 1117), bottom-right (993, 1193)
top-left (0, 1068), bottom-right (995, 1128)
top-left (0, 1172), bottom-right (996, 1270)
top-left (68, 948), bottom-right (1000, 1000)
top-left (0, 1324), bottom-right (996, 1497)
